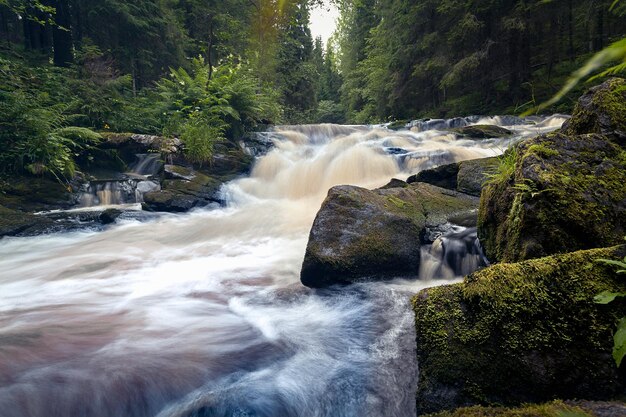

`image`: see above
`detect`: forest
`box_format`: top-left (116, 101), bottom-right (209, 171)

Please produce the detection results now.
top-left (1, 0), bottom-right (625, 179)
top-left (1, 1), bottom-right (626, 416)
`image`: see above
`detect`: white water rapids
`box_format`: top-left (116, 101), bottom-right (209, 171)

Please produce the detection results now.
top-left (0, 119), bottom-right (566, 417)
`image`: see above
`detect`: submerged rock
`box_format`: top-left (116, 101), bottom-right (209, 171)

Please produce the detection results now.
top-left (413, 245), bottom-right (626, 415)
top-left (300, 182), bottom-right (478, 287)
top-left (451, 124), bottom-right (512, 139)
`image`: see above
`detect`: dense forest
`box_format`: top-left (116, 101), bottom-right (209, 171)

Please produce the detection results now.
top-left (0, 0), bottom-right (625, 179)
top-left (335, 0), bottom-right (626, 121)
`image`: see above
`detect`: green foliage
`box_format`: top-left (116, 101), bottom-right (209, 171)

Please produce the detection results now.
top-left (484, 146), bottom-right (518, 186)
top-left (335, 0), bottom-right (626, 120)
top-left (158, 57), bottom-right (280, 163)
top-left (0, 89), bottom-right (100, 182)
top-left (594, 249), bottom-right (626, 367)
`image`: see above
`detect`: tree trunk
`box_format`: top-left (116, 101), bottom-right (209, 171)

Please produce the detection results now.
top-left (53, 0), bottom-right (73, 66)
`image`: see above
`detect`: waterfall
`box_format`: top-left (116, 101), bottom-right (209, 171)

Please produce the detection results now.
top-left (0, 117), bottom-right (566, 417)
top-left (78, 154), bottom-right (162, 207)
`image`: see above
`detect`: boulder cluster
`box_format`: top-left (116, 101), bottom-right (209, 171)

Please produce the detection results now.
top-left (299, 78), bottom-right (626, 415)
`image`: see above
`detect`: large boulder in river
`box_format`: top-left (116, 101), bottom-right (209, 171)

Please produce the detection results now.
top-left (478, 78), bottom-right (626, 263)
top-left (300, 183), bottom-right (478, 287)
top-left (413, 245), bottom-right (626, 415)
top-left (407, 157), bottom-right (499, 197)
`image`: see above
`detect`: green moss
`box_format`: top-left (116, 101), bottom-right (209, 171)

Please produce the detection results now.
top-left (424, 400), bottom-right (592, 417)
top-left (563, 78), bottom-right (626, 141)
top-left (526, 143), bottom-right (559, 158)
top-left (479, 131), bottom-right (626, 263)
top-left (413, 246), bottom-right (626, 415)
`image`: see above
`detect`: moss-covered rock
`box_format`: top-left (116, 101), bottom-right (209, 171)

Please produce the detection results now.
top-left (142, 170), bottom-right (223, 212)
top-left (424, 400), bottom-right (626, 417)
top-left (478, 132), bottom-right (626, 262)
top-left (0, 205), bottom-right (54, 238)
top-left (478, 79), bottom-right (626, 263)
top-left (451, 125), bottom-right (512, 139)
top-left (0, 176), bottom-right (77, 212)
top-left (413, 246), bottom-right (626, 415)
top-left (562, 78), bottom-right (626, 145)
top-left (300, 182), bottom-right (478, 287)
top-left (457, 157), bottom-right (500, 196)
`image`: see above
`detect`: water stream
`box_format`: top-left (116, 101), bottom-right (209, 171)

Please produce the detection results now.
top-left (0, 118), bottom-right (566, 417)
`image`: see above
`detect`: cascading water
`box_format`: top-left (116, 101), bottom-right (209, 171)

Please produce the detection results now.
top-left (78, 154), bottom-right (162, 207)
top-left (0, 118), bottom-right (566, 417)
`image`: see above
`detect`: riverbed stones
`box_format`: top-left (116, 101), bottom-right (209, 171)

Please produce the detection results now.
top-left (300, 183), bottom-right (478, 287)
top-left (412, 245), bottom-right (626, 415)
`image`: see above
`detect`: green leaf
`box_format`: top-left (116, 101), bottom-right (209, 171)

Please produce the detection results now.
top-left (614, 317), bottom-right (626, 367)
top-left (594, 291), bottom-right (626, 304)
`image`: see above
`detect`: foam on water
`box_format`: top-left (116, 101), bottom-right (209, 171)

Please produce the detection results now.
top-left (0, 117), bottom-right (565, 417)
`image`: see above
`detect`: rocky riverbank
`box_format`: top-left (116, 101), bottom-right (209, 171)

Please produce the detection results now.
top-left (300, 78), bottom-right (626, 414)
top-left (0, 132), bottom-right (257, 238)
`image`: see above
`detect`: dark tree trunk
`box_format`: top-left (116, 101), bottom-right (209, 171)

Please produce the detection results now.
top-left (53, 0), bottom-right (73, 66)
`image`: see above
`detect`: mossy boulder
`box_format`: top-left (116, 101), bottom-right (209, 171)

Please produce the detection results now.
top-left (413, 245), bottom-right (626, 415)
top-left (300, 182), bottom-right (478, 287)
top-left (478, 78), bottom-right (626, 263)
top-left (142, 170), bottom-right (223, 212)
top-left (424, 400), bottom-right (626, 417)
top-left (451, 125), bottom-right (512, 139)
top-left (562, 78), bottom-right (626, 145)
top-left (408, 157), bottom-right (499, 197)
top-left (478, 132), bottom-right (626, 263)
top-left (0, 205), bottom-right (55, 238)
top-left (0, 176), bottom-right (77, 212)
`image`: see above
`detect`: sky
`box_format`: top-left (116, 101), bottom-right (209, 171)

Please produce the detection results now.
top-left (309, 1), bottom-right (339, 46)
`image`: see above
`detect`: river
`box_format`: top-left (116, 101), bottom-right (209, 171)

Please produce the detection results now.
top-left (0, 118), bottom-right (566, 417)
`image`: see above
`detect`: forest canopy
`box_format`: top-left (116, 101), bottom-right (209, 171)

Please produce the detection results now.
top-left (0, 0), bottom-right (625, 173)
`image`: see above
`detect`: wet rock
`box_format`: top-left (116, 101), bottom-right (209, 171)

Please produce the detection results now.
top-left (0, 176), bottom-right (77, 212)
top-left (451, 124), bottom-right (512, 139)
top-left (300, 183), bottom-right (478, 287)
top-left (386, 120), bottom-right (410, 130)
top-left (407, 157), bottom-right (498, 197)
top-left (0, 205), bottom-right (54, 238)
top-left (142, 171), bottom-right (223, 212)
top-left (99, 208), bottom-right (123, 225)
top-left (407, 163), bottom-right (459, 190)
top-left (456, 157), bottom-right (499, 196)
top-left (378, 178), bottom-right (409, 189)
top-left (413, 245), bottom-right (626, 415)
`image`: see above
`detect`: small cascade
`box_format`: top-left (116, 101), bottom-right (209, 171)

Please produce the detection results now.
top-left (78, 180), bottom-right (135, 206)
top-left (419, 226), bottom-right (489, 280)
top-left (128, 153), bottom-right (163, 177)
top-left (77, 154), bottom-right (162, 207)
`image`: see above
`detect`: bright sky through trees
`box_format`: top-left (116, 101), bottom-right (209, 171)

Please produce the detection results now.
top-left (309, 0), bottom-right (339, 45)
